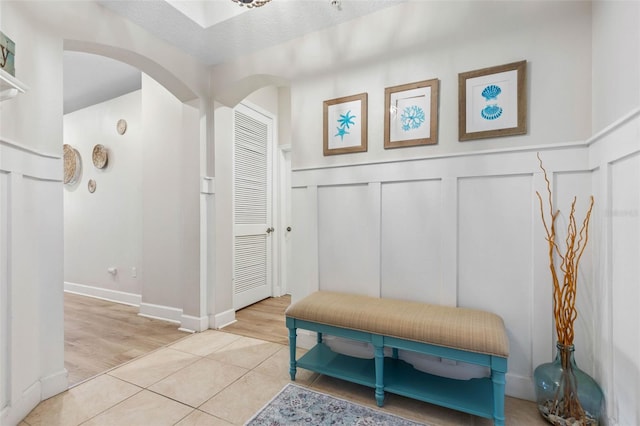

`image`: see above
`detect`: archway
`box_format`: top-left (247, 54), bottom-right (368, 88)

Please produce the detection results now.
top-left (61, 44), bottom-right (209, 384)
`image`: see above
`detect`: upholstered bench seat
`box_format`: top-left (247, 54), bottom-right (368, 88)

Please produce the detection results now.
top-left (285, 291), bottom-right (509, 425)
top-left (285, 291), bottom-right (509, 358)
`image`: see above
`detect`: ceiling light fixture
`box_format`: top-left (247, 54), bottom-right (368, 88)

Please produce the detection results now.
top-left (231, 0), bottom-right (271, 8)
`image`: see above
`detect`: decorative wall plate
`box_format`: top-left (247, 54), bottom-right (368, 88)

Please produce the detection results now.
top-left (88, 179), bottom-right (96, 193)
top-left (63, 144), bottom-right (81, 185)
top-left (92, 144), bottom-right (108, 169)
top-left (116, 119), bottom-right (127, 135)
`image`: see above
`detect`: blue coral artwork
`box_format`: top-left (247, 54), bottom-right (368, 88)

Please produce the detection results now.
top-left (389, 89), bottom-right (431, 143)
top-left (401, 105), bottom-right (426, 131)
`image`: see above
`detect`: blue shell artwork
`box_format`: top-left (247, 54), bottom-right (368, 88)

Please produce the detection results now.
top-left (400, 105), bottom-right (425, 131)
top-left (335, 110), bottom-right (356, 141)
top-left (481, 84), bottom-right (502, 101)
top-left (481, 104), bottom-right (503, 120)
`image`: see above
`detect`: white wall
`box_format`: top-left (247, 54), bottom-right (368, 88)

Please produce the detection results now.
top-left (1, 1), bottom-right (210, 422)
top-left (64, 91), bottom-right (143, 300)
top-left (0, 3), bottom-right (67, 425)
top-left (213, 1), bottom-right (592, 168)
top-left (140, 75), bottom-right (202, 327)
top-left (592, 0), bottom-right (640, 134)
top-left (63, 76), bottom-right (203, 329)
top-left (590, 2), bottom-right (640, 423)
top-left (212, 0), bottom-right (639, 423)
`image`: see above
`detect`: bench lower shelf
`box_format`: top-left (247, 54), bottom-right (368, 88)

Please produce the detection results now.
top-left (296, 343), bottom-right (495, 419)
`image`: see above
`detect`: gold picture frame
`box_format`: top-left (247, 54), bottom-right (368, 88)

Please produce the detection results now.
top-left (458, 60), bottom-right (527, 141)
top-left (323, 93), bottom-right (368, 156)
top-left (384, 78), bottom-right (439, 149)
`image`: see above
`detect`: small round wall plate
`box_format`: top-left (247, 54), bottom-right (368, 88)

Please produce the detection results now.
top-left (63, 144), bottom-right (81, 185)
top-left (92, 144), bottom-right (108, 169)
top-left (88, 179), bottom-right (96, 193)
top-left (117, 119), bottom-right (127, 135)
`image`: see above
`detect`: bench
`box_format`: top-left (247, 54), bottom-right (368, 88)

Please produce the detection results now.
top-left (285, 291), bottom-right (509, 426)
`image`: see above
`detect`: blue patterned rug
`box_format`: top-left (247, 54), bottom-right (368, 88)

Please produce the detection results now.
top-left (245, 383), bottom-right (427, 425)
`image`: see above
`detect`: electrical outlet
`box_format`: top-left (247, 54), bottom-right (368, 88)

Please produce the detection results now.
top-left (131, 267), bottom-right (137, 278)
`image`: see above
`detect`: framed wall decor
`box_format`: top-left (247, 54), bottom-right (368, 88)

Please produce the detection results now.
top-left (458, 60), bottom-right (527, 141)
top-left (323, 93), bottom-right (368, 156)
top-left (384, 78), bottom-right (439, 149)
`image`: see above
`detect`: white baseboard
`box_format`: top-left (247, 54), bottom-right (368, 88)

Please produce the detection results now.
top-left (179, 314), bottom-right (208, 333)
top-left (506, 373), bottom-right (535, 401)
top-left (1, 380), bottom-right (41, 426)
top-left (64, 282), bottom-right (141, 306)
top-left (211, 309), bottom-right (236, 329)
top-left (139, 302), bottom-right (182, 324)
top-left (40, 369), bottom-right (69, 400)
top-left (65, 282), bottom-right (210, 331)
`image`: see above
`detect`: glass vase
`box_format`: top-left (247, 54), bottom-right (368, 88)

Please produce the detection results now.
top-left (534, 342), bottom-right (604, 426)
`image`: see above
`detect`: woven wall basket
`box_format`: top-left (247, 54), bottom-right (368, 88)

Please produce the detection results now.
top-left (92, 144), bottom-right (108, 169)
top-left (63, 144), bottom-right (81, 185)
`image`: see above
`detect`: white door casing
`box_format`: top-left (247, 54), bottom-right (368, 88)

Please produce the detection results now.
top-left (277, 145), bottom-right (292, 296)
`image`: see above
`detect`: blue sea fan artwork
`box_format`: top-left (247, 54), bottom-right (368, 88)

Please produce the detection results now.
top-left (481, 84), bottom-right (502, 101)
top-left (481, 104), bottom-right (503, 120)
top-left (400, 105), bottom-right (425, 131)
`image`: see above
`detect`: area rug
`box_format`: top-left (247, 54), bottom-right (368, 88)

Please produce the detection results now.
top-left (245, 383), bottom-right (427, 425)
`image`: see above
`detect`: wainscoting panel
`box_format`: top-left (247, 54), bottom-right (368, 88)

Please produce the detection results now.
top-left (610, 151), bottom-right (640, 426)
top-left (291, 145), bottom-right (598, 400)
top-left (318, 184), bottom-right (380, 297)
top-left (0, 139), bottom-right (66, 425)
top-left (289, 110), bottom-right (639, 411)
top-left (458, 174), bottom-right (534, 382)
top-left (0, 171), bottom-right (7, 412)
top-left (380, 179), bottom-right (443, 304)
top-left (291, 186), bottom-right (319, 303)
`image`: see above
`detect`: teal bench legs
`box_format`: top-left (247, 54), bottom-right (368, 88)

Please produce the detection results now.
top-left (372, 335), bottom-right (385, 407)
top-left (491, 357), bottom-right (508, 426)
top-left (288, 326), bottom-right (297, 380)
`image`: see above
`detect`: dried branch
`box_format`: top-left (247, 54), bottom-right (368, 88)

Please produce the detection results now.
top-left (536, 153), bottom-right (595, 347)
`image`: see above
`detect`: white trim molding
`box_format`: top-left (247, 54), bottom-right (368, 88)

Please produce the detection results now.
top-left (211, 309), bottom-right (236, 329)
top-left (179, 314), bottom-right (208, 333)
top-left (64, 282), bottom-right (141, 306)
top-left (139, 303), bottom-right (182, 324)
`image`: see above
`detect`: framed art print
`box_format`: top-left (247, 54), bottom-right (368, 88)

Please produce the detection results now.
top-left (384, 78), bottom-right (439, 149)
top-left (458, 60), bottom-right (527, 141)
top-left (323, 93), bottom-right (368, 156)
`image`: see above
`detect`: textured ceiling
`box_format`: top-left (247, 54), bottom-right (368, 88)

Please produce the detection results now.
top-left (98, 0), bottom-right (404, 66)
top-left (65, 0), bottom-right (403, 113)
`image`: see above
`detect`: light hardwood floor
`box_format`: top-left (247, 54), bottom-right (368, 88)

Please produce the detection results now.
top-left (64, 292), bottom-right (290, 386)
top-left (64, 292), bottom-right (190, 386)
top-left (219, 295), bottom-right (291, 345)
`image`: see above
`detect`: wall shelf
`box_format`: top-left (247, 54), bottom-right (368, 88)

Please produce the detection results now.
top-left (0, 68), bottom-right (28, 101)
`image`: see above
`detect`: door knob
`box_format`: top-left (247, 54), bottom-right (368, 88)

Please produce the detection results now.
top-left (287, 227), bottom-right (292, 232)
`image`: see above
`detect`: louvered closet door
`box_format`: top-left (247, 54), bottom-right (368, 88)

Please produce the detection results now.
top-left (233, 104), bottom-right (273, 310)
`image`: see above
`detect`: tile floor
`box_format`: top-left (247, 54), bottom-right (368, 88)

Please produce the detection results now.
top-left (21, 330), bottom-right (547, 426)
